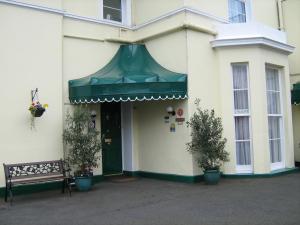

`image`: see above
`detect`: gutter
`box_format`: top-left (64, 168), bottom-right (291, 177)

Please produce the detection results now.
top-left (211, 37), bottom-right (295, 55)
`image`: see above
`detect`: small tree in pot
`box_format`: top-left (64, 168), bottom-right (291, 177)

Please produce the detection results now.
top-left (186, 99), bottom-right (229, 184)
top-left (63, 106), bottom-right (101, 191)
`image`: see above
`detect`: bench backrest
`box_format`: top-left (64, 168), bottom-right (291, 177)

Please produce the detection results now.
top-left (3, 160), bottom-right (65, 181)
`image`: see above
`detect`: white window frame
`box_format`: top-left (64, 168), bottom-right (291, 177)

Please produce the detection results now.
top-left (121, 102), bottom-right (135, 172)
top-left (265, 65), bottom-right (285, 171)
top-left (228, 0), bottom-right (252, 23)
top-left (99, 0), bottom-right (131, 25)
top-left (231, 63), bottom-right (253, 173)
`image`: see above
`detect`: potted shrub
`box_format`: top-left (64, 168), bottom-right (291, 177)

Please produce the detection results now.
top-left (186, 99), bottom-right (229, 185)
top-left (63, 107), bottom-right (101, 191)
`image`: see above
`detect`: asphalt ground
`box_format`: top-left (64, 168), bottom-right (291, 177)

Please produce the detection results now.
top-left (0, 173), bottom-right (299, 225)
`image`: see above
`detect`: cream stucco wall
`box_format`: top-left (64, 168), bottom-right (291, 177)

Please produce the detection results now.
top-left (185, 30), bottom-right (222, 174)
top-left (146, 31), bottom-right (187, 75)
top-left (283, 0), bottom-right (300, 76)
top-left (0, 4), bottom-right (63, 187)
top-left (252, 0), bottom-right (278, 29)
top-left (63, 0), bottom-right (99, 19)
top-left (62, 31), bottom-right (121, 176)
top-left (0, 0), bottom-right (298, 189)
top-left (131, 30), bottom-right (193, 176)
top-left (185, 0), bottom-right (280, 28)
top-left (132, 0), bottom-right (183, 25)
top-left (134, 100), bottom-right (193, 175)
top-left (21, 0), bottom-right (62, 9)
top-left (184, 0), bottom-right (228, 19)
top-left (62, 36), bottom-right (120, 103)
top-left (282, 0), bottom-right (300, 162)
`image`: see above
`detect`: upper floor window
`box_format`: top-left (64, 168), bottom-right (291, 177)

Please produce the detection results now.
top-left (103, 0), bottom-right (122, 22)
top-left (100, 0), bottom-right (131, 25)
top-left (228, 0), bottom-right (247, 23)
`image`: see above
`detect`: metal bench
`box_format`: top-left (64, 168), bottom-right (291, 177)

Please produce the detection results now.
top-left (3, 159), bottom-right (71, 203)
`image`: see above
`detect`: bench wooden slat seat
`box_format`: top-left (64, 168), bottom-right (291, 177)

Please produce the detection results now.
top-left (3, 159), bottom-right (71, 203)
top-left (11, 176), bottom-right (65, 185)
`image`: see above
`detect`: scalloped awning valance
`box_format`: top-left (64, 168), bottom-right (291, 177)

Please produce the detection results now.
top-left (68, 44), bottom-right (187, 104)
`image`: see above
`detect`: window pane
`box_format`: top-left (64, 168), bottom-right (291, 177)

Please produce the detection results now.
top-left (267, 92), bottom-right (281, 114)
top-left (266, 68), bottom-right (281, 114)
top-left (236, 141), bottom-right (251, 165)
top-left (234, 90), bottom-right (249, 113)
top-left (266, 68), bottom-right (280, 91)
top-left (230, 15), bottom-right (246, 23)
top-left (232, 64), bottom-right (248, 113)
top-left (235, 116), bottom-right (251, 165)
top-left (269, 139), bottom-right (281, 163)
top-left (103, 0), bottom-right (121, 9)
top-left (233, 65), bottom-right (248, 89)
top-left (235, 117), bottom-right (250, 140)
top-left (237, 1), bottom-right (246, 14)
top-left (229, 0), bottom-right (246, 23)
top-left (103, 7), bottom-right (122, 22)
top-left (268, 117), bottom-right (281, 139)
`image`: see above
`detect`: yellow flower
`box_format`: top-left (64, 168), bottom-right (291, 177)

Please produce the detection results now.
top-left (43, 104), bottom-right (49, 109)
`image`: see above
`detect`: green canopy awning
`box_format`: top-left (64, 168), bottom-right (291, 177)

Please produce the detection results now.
top-left (69, 44), bottom-right (187, 103)
top-left (292, 83), bottom-right (300, 105)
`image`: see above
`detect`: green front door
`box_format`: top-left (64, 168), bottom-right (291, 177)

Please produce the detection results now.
top-left (101, 103), bottom-right (123, 175)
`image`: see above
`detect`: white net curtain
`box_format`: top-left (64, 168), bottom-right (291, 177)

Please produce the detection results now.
top-left (228, 0), bottom-right (247, 23)
top-left (232, 64), bottom-right (251, 166)
top-left (266, 67), bottom-right (282, 164)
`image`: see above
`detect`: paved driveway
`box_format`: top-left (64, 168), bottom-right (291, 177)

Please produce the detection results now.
top-left (0, 173), bottom-right (300, 225)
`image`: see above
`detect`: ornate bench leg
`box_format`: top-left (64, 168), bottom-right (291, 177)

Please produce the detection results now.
top-left (9, 188), bottom-right (13, 206)
top-left (67, 178), bottom-right (72, 197)
top-left (69, 182), bottom-right (72, 197)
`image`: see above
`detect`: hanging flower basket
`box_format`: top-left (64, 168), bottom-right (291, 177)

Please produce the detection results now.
top-left (29, 102), bottom-right (48, 117)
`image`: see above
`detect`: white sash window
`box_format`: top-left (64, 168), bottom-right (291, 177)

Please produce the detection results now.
top-left (100, 0), bottom-right (131, 25)
top-left (103, 0), bottom-right (122, 22)
top-left (232, 64), bottom-right (252, 173)
top-left (266, 67), bottom-right (284, 170)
